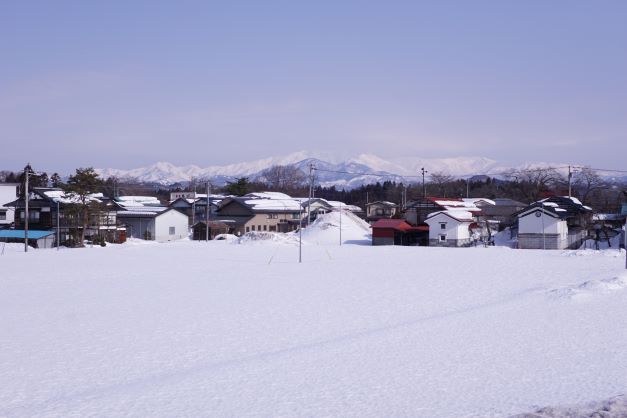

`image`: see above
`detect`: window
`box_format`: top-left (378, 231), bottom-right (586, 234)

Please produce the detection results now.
top-left (251, 225), bottom-right (255, 231)
top-left (439, 234), bottom-right (446, 242)
top-left (0, 212), bottom-right (5, 220)
top-left (376, 208), bottom-right (383, 215)
top-left (292, 213), bottom-right (300, 219)
top-left (246, 226), bottom-right (250, 232)
top-left (440, 223), bottom-right (446, 230)
top-left (263, 225), bottom-right (267, 231)
top-left (169, 226), bottom-right (175, 235)
top-left (267, 214), bottom-right (278, 219)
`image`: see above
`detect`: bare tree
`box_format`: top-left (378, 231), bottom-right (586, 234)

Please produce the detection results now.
top-left (504, 167), bottom-right (565, 202)
top-left (429, 171), bottom-right (455, 197)
top-left (260, 165), bottom-right (306, 190)
top-left (573, 167), bottom-right (607, 204)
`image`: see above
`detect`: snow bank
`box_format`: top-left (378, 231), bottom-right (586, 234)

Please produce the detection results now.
top-left (300, 211), bottom-right (371, 245)
top-left (494, 227), bottom-right (518, 248)
top-left (511, 394), bottom-right (627, 417)
top-left (547, 273), bottom-right (627, 301)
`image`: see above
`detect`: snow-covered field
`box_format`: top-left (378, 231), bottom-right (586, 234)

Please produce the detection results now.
top-left (1, 213), bottom-right (626, 417)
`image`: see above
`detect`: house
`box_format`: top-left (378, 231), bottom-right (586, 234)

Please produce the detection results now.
top-left (117, 208), bottom-right (189, 241)
top-left (424, 210), bottom-right (475, 247)
top-left (404, 197), bottom-right (481, 225)
top-left (0, 183), bottom-right (19, 227)
top-left (4, 187), bottom-right (122, 245)
top-left (215, 194), bottom-right (302, 235)
top-left (366, 201), bottom-right (399, 223)
top-left (371, 219), bottom-right (428, 246)
top-left (471, 198), bottom-right (527, 230)
top-left (169, 195), bottom-right (223, 225)
top-left (517, 196), bottom-right (593, 250)
top-left (191, 221), bottom-right (230, 240)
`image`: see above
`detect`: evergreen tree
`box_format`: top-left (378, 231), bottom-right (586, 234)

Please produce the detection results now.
top-left (224, 177), bottom-right (251, 196)
top-left (63, 167), bottom-right (103, 246)
top-left (50, 173), bottom-right (62, 188)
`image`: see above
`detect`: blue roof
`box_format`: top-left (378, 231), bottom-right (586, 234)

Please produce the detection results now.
top-left (0, 230), bottom-right (55, 239)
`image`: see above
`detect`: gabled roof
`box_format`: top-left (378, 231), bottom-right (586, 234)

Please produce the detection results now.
top-left (219, 196), bottom-right (301, 213)
top-left (366, 201), bottom-right (398, 208)
top-left (426, 210), bottom-right (475, 223)
top-left (117, 207), bottom-right (179, 218)
top-left (371, 219), bottom-right (428, 232)
top-left (517, 196), bottom-right (593, 219)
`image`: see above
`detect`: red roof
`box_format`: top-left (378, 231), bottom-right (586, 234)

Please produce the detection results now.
top-left (371, 219), bottom-right (428, 232)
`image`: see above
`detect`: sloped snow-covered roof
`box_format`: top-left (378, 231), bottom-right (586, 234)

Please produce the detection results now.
top-left (426, 209), bottom-right (475, 222)
top-left (243, 199), bottom-right (301, 211)
top-left (462, 198), bottom-right (495, 206)
top-left (117, 196), bottom-right (160, 203)
top-left (43, 190), bottom-right (103, 204)
top-left (245, 192), bottom-right (292, 200)
top-left (327, 201), bottom-right (362, 212)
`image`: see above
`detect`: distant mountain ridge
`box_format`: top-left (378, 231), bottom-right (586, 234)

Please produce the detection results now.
top-left (95, 152), bottom-right (622, 189)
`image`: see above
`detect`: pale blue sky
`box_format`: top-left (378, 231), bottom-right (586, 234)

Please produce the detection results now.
top-left (1, 1), bottom-right (626, 173)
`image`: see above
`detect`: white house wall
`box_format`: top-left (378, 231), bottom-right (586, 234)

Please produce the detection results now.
top-left (0, 184), bottom-right (18, 225)
top-left (425, 213), bottom-right (472, 246)
top-left (519, 212), bottom-right (568, 236)
top-left (154, 210), bottom-right (189, 241)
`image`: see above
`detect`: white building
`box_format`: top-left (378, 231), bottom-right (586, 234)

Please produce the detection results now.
top-left (425, 210), bottom-right (475, 247)
top-left (0, 183), bottom-right (19, 227)
top-left (117, 208), bottom-right (189, 241)
top-left (517, 197), bottom-right (593, 250)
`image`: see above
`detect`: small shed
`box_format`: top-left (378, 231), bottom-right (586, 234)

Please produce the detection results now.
top-left (371, 219), bottom-right (428, 246)
top-left (192, 221), bottom-right (230, 240)
top-left (0, 229), bottom-right (55, 249)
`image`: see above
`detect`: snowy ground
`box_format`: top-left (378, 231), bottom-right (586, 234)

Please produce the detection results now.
top-left (1, 214), bottom-right (626, 417)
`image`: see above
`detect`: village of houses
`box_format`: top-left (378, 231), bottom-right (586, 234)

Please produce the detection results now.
top-left (1, 180), bottom-right (625, 251)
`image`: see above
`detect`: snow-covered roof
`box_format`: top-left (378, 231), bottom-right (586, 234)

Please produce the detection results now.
top-left (433, 199), bottom-right (482, 212)
top-left (366, 201), bottom-right (397, 207)
top-left (120, 206), bottom-right (167, 213)
top-left (43, 190), bottom-right (103, 204)
top-left (243, 199), bottom-right (301, 211)
top-left (117, 196), bottom-right (160, 203)
top-left (426, 209), bottom-right (475, 222)
top-left (245, 192), bottom-right (292, 200)
top-left (327, 201), bottom-right (362, 212)
top-left (462, 198), bottom-right (495, 206)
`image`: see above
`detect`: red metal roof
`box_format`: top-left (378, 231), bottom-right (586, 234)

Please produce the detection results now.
top-left (371, 219), bottom-right (429, 232)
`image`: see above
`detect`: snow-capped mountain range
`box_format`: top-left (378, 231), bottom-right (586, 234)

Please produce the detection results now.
top-left (95, 152), bottom-right (616, 189)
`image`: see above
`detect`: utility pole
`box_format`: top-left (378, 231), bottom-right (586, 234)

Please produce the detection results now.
top-left (339, 202), bottom-right (342, 246)
top-left (24, 165), bottom-right (30, 253)
top-left (56, 200), bottom-right (60, 251)
top-left (307, 163), bottom-right (315, 227)
top-left (298, 202), bottom-right (302, 263)
top-left (191, 184), bottom-right (197, 226)
top-left (205, 181), bottom-right (210, 242)
top-left (568, 165), bottom-right (572, 198)
top-left (421, 167), bottom-right (428, 198)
